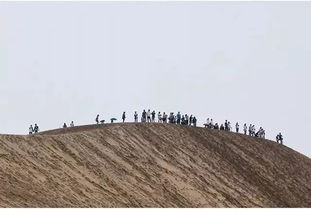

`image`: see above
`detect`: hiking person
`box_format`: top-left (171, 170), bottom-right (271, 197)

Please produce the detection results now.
top-left (34, 124), bottom-right (39, 133)
top-left (29, 125), bottom-right (33, 134)
top-left (220, 124), bottom-right (225, 130)
top-left (151, 111), bottom-right (156, 122)
top-left (134, 111), bottom-right (138, 122)
top-left (236, 122), bottom-right (239, 133)
top-left (225, 120), bottom-right (228, 131)
top-left (243, 123), bottom-right (247, 135)
top-left (185, 114), bottom-right (189, 125)
top-left (210, 119), bottom-right (214, 128)
top-left (158, 112), bottom-right (162, 123)
top-left (276, 133), bottom-right (283, 144)
top-left (181, 115), bottom-right (185, 125)
top-left (63, 123), bottom-right (67, 128)
top-left (228, 122), bottom-right (232, 132)
top-left (70, 121), bottom-right (74, 127)
top-left (177, 112), bottom-right (181, 124)
top-left (147, 109), bottom-right (151, 123)
top-left (249, 124), bottom-right (252, 135)
top-left (122, 112), bottom-right (126, 123)
top-left (214, 123), bottom-right (219, 130)
top-left (193, 117), bottom-right (197, 127)
top-left (162, 112), bottom-right (167, 123)
top-left (189, 115), bottom-right (193, 126)
top-left (252, 125), bottom-right (256, 136)
top-left (141, 110), bottom-right (146, 122)
top-left (95, 114), bottom-right (99, 124)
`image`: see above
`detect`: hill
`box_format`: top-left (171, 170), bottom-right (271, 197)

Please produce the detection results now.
top-left (0, 123), bottom-right (310, 207)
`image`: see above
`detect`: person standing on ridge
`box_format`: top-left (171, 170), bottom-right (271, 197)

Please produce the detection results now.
top-left (95, 114), bottom-right (99, 124)
top-left (177, 112), bottom-right (181, 124)
top-left (147, 109), bottom-right (151, 122)
top-left (158, 112), bottom-right (162, 123)
top-left (122, 112), bottom-right (126, 123)
top-left (193, 117), bottom-right (197, 127)
top-left (34, 124), bottom-right (39, 133)
top-left (151, 111), bottom-right (156, 122)
top-left (29, 125), bottom-right (33, 134)
top-left (276, 133), bottom-right (283, 144)
top-left (243, 123), bottom-right (247, 135)
top-left (189, 115), bottom-right (193, 126)
top-left (70, 121), bottom-right (74, 127)
top-left (134, 111), bottom-right (138, 122)
top-left (236, 122), bottom-right (239, 133)
top-left (63, 123), bottom-right (67, 128)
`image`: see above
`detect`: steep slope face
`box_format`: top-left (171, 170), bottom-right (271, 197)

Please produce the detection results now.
top-left (0, 123), bottom-right (310, 207)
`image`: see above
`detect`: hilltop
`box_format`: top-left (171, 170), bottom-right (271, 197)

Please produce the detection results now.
top-left (0, 123), bottom-right (310, 207)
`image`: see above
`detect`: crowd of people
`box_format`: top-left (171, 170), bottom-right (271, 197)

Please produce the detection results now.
top-left (129, 110), bottom-right (198, 126)
top-left (203, 118), bottom-right (266, 139)
top-left (27, 110), bottom-right (284, 145)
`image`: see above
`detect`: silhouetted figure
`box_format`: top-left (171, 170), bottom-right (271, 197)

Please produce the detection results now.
top-left (29, 125), bottom-right (33, 134)
top-left (193, 117), bottom-right (197, 127)
top-left (134, 111), bottom-right (138, 122)
top-left (95, 114), bottom-right (99, 124)
top-left (214, 123), bottom-right (219, 130)
top-left (141, 110), bottom-right (146, 122)
top-left (236, 122), bottom-right (239, 133)
top-left (276, 133), bottom-right (283, 145)
top-left (122, 112), bottom-right (126, 123)
top-left (151, 111), bottom-right (156, 122)
top-left (34, 124), bottom-right (39, 133)
top-left (220, 124), bottom-right (225, 130)
top-left (63, 123), bottom-right (67, 128)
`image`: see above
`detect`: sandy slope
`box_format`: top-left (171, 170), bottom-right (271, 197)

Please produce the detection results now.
top-left (0, 123), bottom-right (310, 207)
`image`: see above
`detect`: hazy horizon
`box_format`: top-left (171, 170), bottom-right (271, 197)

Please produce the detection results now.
top-left (1, 2), bottom-right (311, 157)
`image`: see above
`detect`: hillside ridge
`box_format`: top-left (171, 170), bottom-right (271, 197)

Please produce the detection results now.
top-left (0, 123), bottom-right (310, 207)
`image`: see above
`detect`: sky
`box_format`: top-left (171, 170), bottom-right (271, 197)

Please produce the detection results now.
top-left (0, 2), bottom-right (310, 157)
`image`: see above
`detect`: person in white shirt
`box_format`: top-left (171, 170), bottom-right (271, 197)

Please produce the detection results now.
top-left (243, 123), bottom-right (247, 135)
top-left (147, 109), bottom-right (151, 123)
top-left (158, 112), bottom-right (162, 123)
top-left (70, 121), bottom-right (74, 127)
top-left (29, 125), bottom-right (33, 134)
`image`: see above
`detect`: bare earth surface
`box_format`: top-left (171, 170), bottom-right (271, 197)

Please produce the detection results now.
top-left (0, 123), bottom-right (310, 207)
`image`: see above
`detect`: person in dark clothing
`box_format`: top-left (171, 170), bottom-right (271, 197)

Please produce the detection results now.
top-left (193, 117), bottom-right (197, 127)
top-left (220, 124), bottom-right (225, 130)
top-left (34, 124), bottom-right (39, 133)
top-left (63, 123), bottom-right (67, 128)
top-left (189, 115), bottom-right (193, 126)
top-left (151, 111), bottom-right (156, 122)
top-left (122, 112), bottom-right (126, 123)
top-left (225, 120), bottom-right (228, 131)
top-left (134, 111), bottom-right (138, 122)
top-left (276, 133), bottom-right (283, 145)
top-left (141, 110), bottom-right (146, 122)
top-left (95, 114), bottom-right (99, 124)
top-left (214, 123), bottom-right (219, 130)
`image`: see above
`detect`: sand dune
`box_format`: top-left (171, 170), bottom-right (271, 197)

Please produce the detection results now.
top-left (0, 123), bottom-right (310, 207)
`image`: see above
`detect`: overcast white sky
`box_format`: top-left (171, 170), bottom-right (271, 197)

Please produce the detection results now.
top-left (0, 2), bottom-right (310, 157)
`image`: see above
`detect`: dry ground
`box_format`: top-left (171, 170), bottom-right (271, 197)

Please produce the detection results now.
top-left (0, 123), bottom-right (310, 207)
